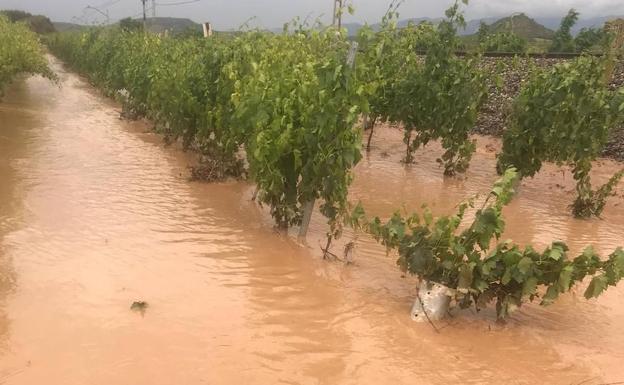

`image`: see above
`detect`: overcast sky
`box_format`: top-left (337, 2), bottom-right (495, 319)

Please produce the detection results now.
top-left (0, 0), bottom-right (622, 29)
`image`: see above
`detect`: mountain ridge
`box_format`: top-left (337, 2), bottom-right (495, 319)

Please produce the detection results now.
top-left (337, 13), bottom-right (622, 37)
top-left (51, 14), bottom-right (623, 37)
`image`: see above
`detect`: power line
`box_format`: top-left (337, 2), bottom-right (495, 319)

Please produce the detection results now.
top-left (85, 5), bottom-right (110, 24)
top-left (155, 0), bottom-right (201, 6)
top-left (72, 0), bottom-right (198, 27)
top-left (94, 0), bottom-right (123, 9)
top-left (141, 0), bottom-right (147, 29)
top-left (126, 6), bottom-right (151, 18)
top-left (72, 0), bottom-right (121, 25)
top-left (110, 5), bottom-right (153, 24)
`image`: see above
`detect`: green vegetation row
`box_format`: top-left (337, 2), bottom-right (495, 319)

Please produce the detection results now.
top-left (0, 15), bottom-right (54, 96)
top-left (358, 2), bottom-right (488, 175)
top-left (45, 1), bottom-right (624, 320)
top-left (46, 24), bottom-right (367, 243)
top-left (497, 56), bottom-right (624, 218)
top-left (358, 4), bottom-right (624, 218)
top-left (44, 2), bottom-right (492, 239)
top-left (354, 3), bottom-right (624, 318)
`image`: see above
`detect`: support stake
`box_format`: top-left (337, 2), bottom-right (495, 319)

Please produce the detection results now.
top-left (603, 19), bottom-right (624, 86)
top-left (298, 199), bottom-right (315, 241)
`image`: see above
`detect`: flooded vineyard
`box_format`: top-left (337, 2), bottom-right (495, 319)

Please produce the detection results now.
top-left (1, 58), bottom-right (624, 384)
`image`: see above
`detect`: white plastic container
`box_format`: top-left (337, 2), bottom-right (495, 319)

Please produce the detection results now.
top-left (411, 281), bottom-right (453, 322)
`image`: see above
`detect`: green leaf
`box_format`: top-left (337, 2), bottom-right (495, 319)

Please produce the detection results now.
top-left (541, 285), bottom-right (560, 305)
top-left (557, 265), bottom-right (574, 291)
top-left (584, 275), bottom-right (608, 299)
top-left (517, 257), bottom-right (532, 274)
top-left (502, 268), bottom-right (512, 285)
top-left (522, 277), bottom-right (538, 296)
top-left (423, 208), bottom-right (433, 226)
top-left (457, 263), bottom-right (474, 292)
top-left (473, 278), bottom-right (489, 292)
top-left (548, 245), bottom-right (564, 261)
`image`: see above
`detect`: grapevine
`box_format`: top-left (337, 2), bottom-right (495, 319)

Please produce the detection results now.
top-left (47, 25), bottom-right (367, 240)
top-left (0, 15), bottom-right (54, 96)
top-left (349, 169), bottom-right (624, 320)
top-left (497, 56), bottom-right (624, 218)
top-left (361, 1), bottom-right (488, 175)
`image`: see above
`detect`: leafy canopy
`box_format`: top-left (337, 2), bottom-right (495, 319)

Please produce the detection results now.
top-left (350, 168), bottom-right (624, 320)
top-left (497, 56), bottom-right (623, 218)
top-left (550, 9), bottom-right (579, 52)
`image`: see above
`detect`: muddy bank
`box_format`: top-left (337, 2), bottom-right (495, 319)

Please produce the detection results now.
top-left (474, 57), bottom-right (624, 160)
top-left (0, 57), bottom-right (623, 384)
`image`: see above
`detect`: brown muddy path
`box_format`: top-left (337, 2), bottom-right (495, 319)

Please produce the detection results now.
top-left (0, 57), bottom-right (623, 385)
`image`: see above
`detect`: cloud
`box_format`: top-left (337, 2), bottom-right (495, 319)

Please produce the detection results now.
top-left (466, 0), bottom-right (624, 18)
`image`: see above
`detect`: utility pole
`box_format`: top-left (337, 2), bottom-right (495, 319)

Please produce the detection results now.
top-left (332, 0), bottom-right (344, 28)
top-left (141, 0), bottom-right (147, 30)
top-left (152, 0), bottom-right (156, 18)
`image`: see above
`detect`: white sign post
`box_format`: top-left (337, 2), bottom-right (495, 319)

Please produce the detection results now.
top-left (202, 22), bottom-right (213, 38)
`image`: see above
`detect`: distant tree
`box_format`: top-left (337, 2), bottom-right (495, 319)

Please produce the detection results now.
top-left (176, 26), bottom-right (202, 39)
top-left (477, 21), bottom-right (490, 43)
top-left (549, 9), bottom-right (579, 52)
top-left (119, 17), bottom-right (143, 32)
top-left (0, 10), bottom-right (55, 34)
top-left (481, 32), bottom-right (528, 53)
top-left (574, 27), bottom-right (606, 53)
top-left (0, 10), bottom-right (31, 22)
top-left (27, 15), bottom-right (55, 34)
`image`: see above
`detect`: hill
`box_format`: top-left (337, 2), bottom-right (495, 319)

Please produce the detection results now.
top-left (53, 22), bottom-right (86, 32)
top-left (486, 14), bottom-right (554, 40)
top-left (0, 10), bottom-right (55, 34)
top-left (144, 17), bottom-right (201, 34)
top-left (51, 18), bottom-right (201, 35)
top-left (462, 17), bottom-right (499, 35)
top-left (214, 13), bottom-right (624, 38)
top-left (333, 15), bottom-right (554, 38)
top-left (47, 14), bottom-right (622, 38)
top-left (337, 17), bottom-right (443, 36)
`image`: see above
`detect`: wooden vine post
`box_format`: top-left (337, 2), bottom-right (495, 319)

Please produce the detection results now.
top-left (603, 19), bottom-right (623, 85)
top-left (297, 200), bottom-right (315, 241)
top-left (298, 41), bottom-right (359, 243)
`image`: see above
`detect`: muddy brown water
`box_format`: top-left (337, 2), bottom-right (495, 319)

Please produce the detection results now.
top-left (1, 57), bottom-right (623, 385)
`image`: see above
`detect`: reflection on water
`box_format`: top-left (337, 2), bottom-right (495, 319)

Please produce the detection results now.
top-left (0, 57), bottom-right (622, 384)
top-left (1, 78), bottom-right (50, 364)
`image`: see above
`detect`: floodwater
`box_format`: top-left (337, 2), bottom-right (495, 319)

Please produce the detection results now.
top-left (0, 57), bottom-right (623, 385)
